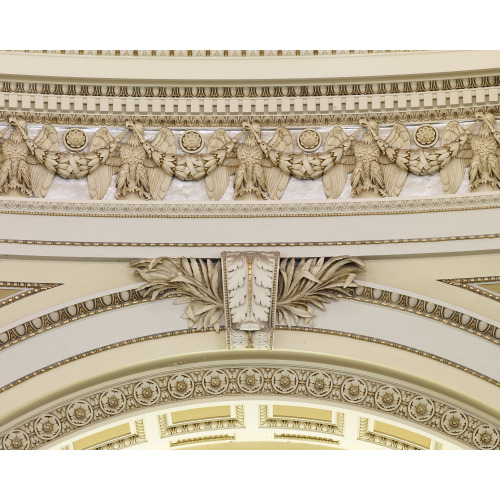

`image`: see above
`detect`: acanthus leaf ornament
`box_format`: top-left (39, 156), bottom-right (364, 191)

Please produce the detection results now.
top-left (221, 251), bottom-right (280, 350)
top-left (130, 252), bottom-right (365, 349)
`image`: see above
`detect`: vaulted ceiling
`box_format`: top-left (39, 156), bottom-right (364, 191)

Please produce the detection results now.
top-left (0, 50), bottom-right (499, 450)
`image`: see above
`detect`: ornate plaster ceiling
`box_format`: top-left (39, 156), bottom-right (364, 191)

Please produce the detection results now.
top-left (0, 50), bottom-right (499, 450)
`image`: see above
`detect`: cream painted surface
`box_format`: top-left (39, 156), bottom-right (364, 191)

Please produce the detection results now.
top-left (1, 339), bottom-right (499, 433)
top-left (0, 299), bottom-right (196, 387)
top-left (49, 401), bottom-right (464, 451)
top-left (0, 259), bottom-right (141, 328)
top-left (1, 293), bottom-right (499, 388)
top-left (1, 51), bottom-right (500, 83)
top-left (309, 301), bottom-right (500, 380)
top-left (1, 201), bottom-right (500, 260)
top-left (362, 253), bottom-right (500, 323)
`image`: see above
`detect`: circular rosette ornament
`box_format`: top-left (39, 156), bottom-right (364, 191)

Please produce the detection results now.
top-left (408, 396), bottom-right (435, 422)
top-left (168, 374), bottom-right (195, 399)
top-left (374, 386), bottom-right (401, 411)
top-left (441, 409), bottom-right (468, 436)
top-left (298, 129), bottom-right (321, 152)
top-left (306, 372), bottom-right (333, 397)
top-left (66, 400), bottom-right (93, 427)
top-left (63, 128), bottom-right (88, 152)
top-left (341, 378), bottom-right (368, 403)
top-left (134, 380), bottom-right (160, 406)
top-left (180, 131), bottom-right (204, 153)
top-left (473, 425), bottom-right (500, 450)
top-left (202, 369), bottom-right (229, 395)
top-left (237, 368), bottom-right (264, 393)
top-left (3, 429), bottom-right (29, 450)
top-left (99, 389), bottom-right (126, 415)
top-left (414, 124), bottom-right (438, 148)
top-left (35, 414), bottom-right (61, 440)
top-left (272, 369), bottom-right (299, 394)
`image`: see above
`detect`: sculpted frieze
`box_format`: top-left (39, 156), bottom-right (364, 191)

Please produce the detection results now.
top-left (131, 252), bottom-right (365, 350)
top-left (1, 115), bottom-right (500, 201)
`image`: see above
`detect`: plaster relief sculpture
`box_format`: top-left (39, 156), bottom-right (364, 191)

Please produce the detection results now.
top-left (148, 126), bottom-right (247, 195)
top-left (221, 251), bottom-right (280, 349)
top-left (357, 119), bottom-right (411, 197)
top-left (276, 256), bottom-right (365, 327)
top-left (0, 115), bottom-right (493, 200)
top-left (87, 123), bottom-right (176, 200)
top-left (206, 123), bottom-right (293, 200)
top-left (131, 253), bottom-right (365, 348)
top-left (131, 257), bottom-right (225, 331)
top-left (63, 128), bottom-right (88, 152)
top-left (441, 113), bottom-right (500, 193)
top-left (365, 118), bottom-right (478, 193)
top-left (0, 117), bottom-right (59, 197)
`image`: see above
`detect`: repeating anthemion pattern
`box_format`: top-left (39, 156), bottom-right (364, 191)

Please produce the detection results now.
top-left (1, 365), bottom-right (498, 450)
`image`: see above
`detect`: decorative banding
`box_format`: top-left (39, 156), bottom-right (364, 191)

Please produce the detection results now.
top-left (1, 364), bottom-right (497, 450)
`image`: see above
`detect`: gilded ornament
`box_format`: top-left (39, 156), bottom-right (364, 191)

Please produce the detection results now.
top-left (441, 409), bottom-right (468, 435)
top-left (3, 430), bottom-right (29, 450)
top-left (99, 389), bottom-right (126, 415)
top-left (134, 380), bottom-right (160, 406)
top-left (473, 425), bottom-right (500, 450)
top-left (2, 365), bottom-right (500, 450)
top-left (408, 396), bottom-right (435, 422)
top-left (298, 129), bottom-right (321, 152)
top-left (34, 414), bottom-right (61, 440)
top-left (306, 372), bottom-right (333, 397)
top-left (66, 400), bottom-right (93, 426)
top-left (222, 251), bottom-right (279, 350)
top-left (207, 122), bottom-right (293, 200)
top-left (0, 117), bottom-right (59, 198)
top-left (168, 374), bottom-right (194, 399)
top-left (272, 368), bottom-right (299, 394)
top-left (440, 113), bottom-right (500, 194)
top-left (237, 368), bottom-right (264, 393)
top-left (63, 128), bottom-right (88, 152)
top-left (414, 125), bottom-right (438, 148)
top-left (180, 131), bottom-right (204, 153)
top-left (202, 369), bottom-right (229, 395)
top-left (374, 386), bottom-right (402, 411)
top-left (341, 377), bottom-right (367, 403)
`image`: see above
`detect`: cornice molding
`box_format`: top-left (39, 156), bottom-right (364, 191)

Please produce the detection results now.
top-left (0, 51), bottom-right (498, 83)
top-left (1, 193), bottom-right (499, 218)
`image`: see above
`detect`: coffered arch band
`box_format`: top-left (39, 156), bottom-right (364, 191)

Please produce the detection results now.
top-left (1, 328), bottom-right (498, 441)
top-left (1, 344), bottom-right (499, 450)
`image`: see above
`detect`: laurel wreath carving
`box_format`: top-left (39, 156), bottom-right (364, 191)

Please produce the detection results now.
top-left (131, 257), bottom-right (224, 331)
top-left (276, 256), bottom-right (365, 327)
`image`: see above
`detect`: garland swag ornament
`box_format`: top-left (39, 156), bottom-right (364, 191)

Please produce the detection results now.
top-left (1, 114), bottom-right (500, 201)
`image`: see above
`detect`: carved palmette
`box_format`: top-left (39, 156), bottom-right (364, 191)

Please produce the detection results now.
top-left (221, 251), bottom-right (280, 350)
